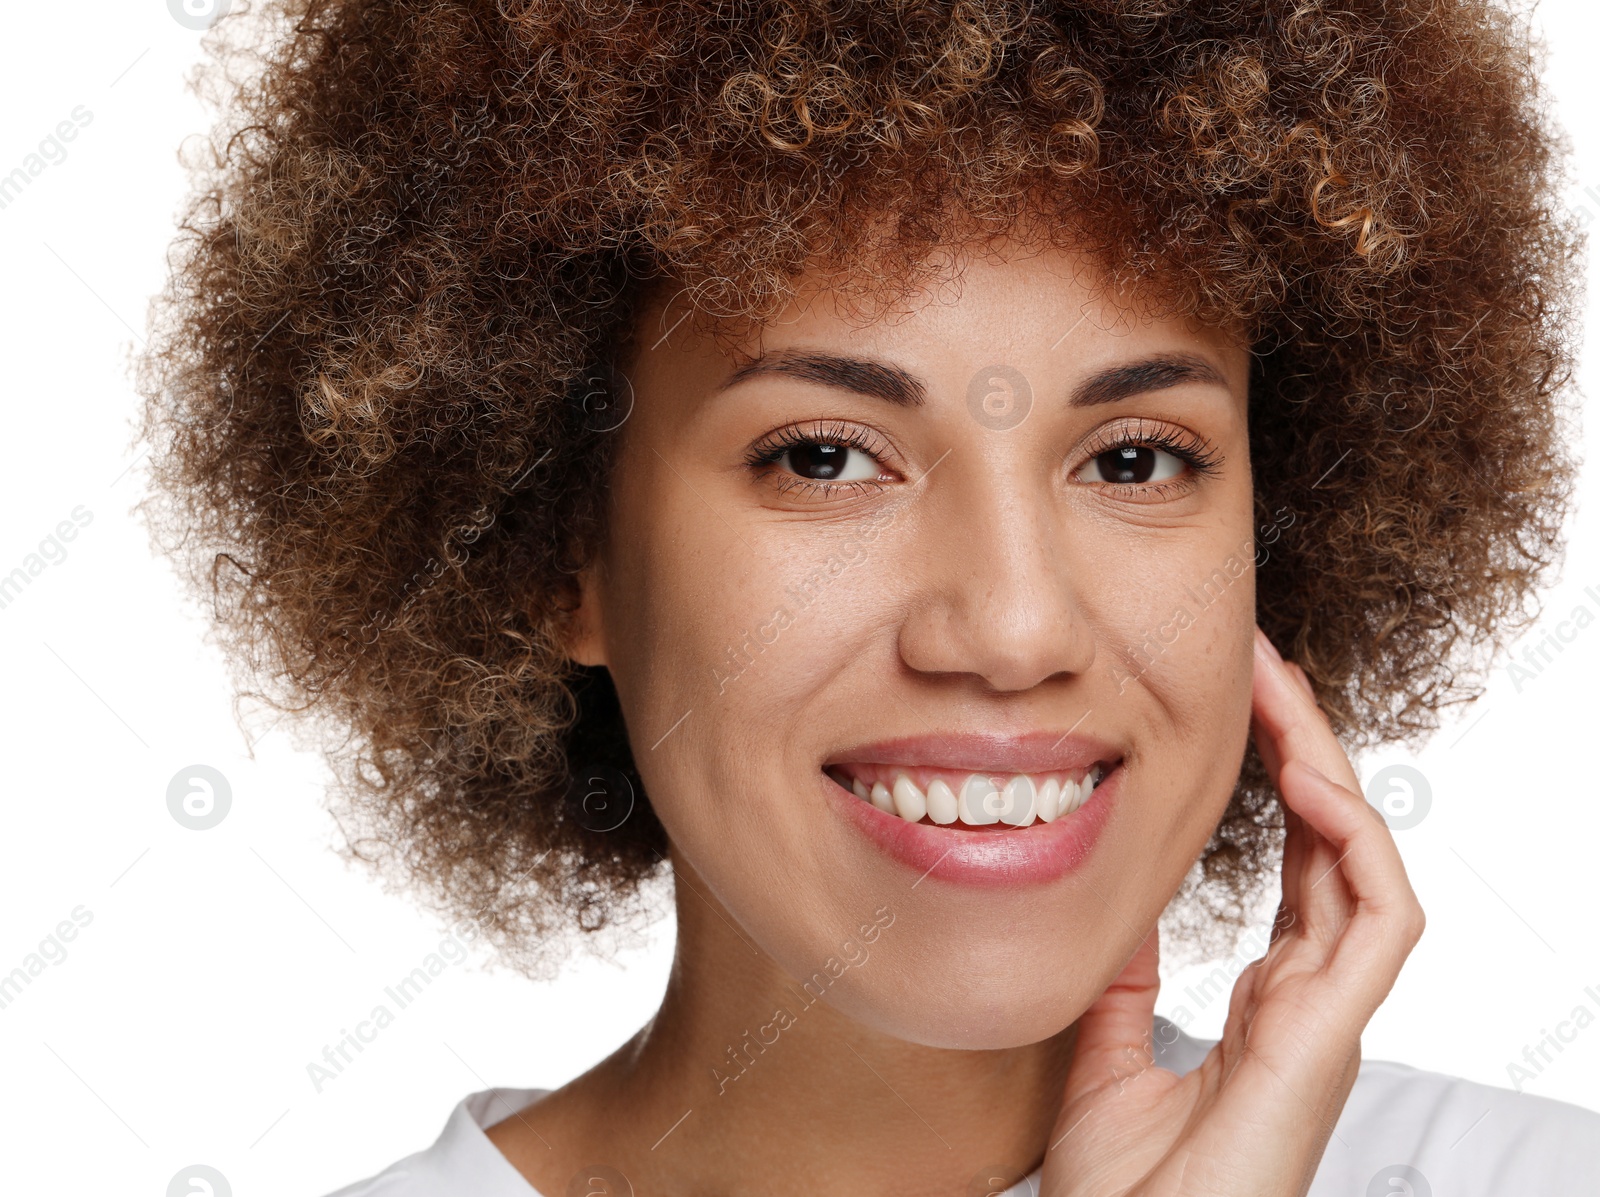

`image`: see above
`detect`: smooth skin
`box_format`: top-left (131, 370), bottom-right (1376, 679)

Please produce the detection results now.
top-left (488, 233), bottom-right (1424, 1197)
top-left (1045, 632), bottom-right (1425, 1195)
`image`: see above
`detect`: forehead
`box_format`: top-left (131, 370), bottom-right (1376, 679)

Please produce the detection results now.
top-left (622, 239), bottom-right (1250, 405)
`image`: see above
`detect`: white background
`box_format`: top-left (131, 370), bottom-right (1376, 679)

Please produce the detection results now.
top-left (1, 3), bottom-right (1597, 1194)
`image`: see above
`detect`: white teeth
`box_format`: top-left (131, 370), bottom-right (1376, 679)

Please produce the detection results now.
top-left (925, 778), bottom-right (959, 824)
top-left (959, 774), bottom-right (1001, 825)
top-left (891, 773), bottom-right (927, 822)
top-left (1036, 777), bottom-right (1062, 822)
top-left (845, 766), bottom-right (1107, 826)
top-left (1000, 775), bottom-right (1037, 826)
top-left (869, 781), bottom-right (897, 814)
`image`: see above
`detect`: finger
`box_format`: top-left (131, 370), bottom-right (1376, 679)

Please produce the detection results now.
top-left (1252, 628), bottom-right (1360, 793)
top-left (1277, 759), bottom-right (1357, 956)
top-left (1275, 796), bottom-right (1308, 930)
top-left (1063, 929), bottom-right (1161, 1102)
top-left (1277, 757), bottom-right (1425, 1001)
top-left (1280, 787), bottom-right (1352, 956)
top-left (1285, 660), bottom-right (1316, 702)
top-left (1252, 631), bottom-right (1354, 945)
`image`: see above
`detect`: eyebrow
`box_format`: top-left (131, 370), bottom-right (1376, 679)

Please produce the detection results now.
top-left (721, 349), bottom-right (927, 407)
top-left (1068, 352), bottom-right (1228, 408)
top-left (717, 348), bottom-right (1228, 409)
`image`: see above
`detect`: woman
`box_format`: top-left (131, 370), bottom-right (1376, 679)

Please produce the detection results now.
top-left (137, 1), bottom-right (1599, 1193)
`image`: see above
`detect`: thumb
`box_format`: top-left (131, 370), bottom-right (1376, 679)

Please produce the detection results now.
top-left (1063, 928), bottom-right (1161, 1103)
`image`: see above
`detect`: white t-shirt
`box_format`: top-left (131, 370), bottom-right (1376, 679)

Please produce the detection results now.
top-left (322, 1015), bottom-right (1600, 1196)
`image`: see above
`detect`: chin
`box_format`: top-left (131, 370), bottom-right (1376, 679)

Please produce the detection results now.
top-left (818, 960), bottom-right (1094, 1050)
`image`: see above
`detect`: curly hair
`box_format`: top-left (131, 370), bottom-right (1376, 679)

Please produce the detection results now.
top-left (136, 0), bottom-right (1585, 975)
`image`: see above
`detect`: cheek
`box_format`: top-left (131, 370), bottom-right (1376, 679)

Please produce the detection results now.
top-left (598, 478), bottom-right (899, 827)
top-left (1086, 539), bottom-right (1257, 834)
top-left (599, 495), bottom-right (917, 976)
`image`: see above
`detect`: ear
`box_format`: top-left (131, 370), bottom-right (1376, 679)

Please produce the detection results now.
top-left (561, 558), bottom-right (609, 668)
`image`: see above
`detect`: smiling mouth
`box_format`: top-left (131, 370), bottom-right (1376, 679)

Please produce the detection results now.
top-left (823, 761), bottom-right (1119, 830)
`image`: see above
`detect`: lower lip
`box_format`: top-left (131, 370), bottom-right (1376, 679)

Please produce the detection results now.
top-left (823, 765), bottom-right (1120, 888)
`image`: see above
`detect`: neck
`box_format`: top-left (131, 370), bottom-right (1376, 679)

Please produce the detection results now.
top-left (496, 855), bottom-right (1078, 1197)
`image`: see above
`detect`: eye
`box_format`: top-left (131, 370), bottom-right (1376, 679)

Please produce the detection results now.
top-left (1076, 444), bottom-right (1187, 485)
top-left (744, 420), bottom-right (897, 497)
top-left (1070, 419), bottom-right (1223, 496)
top-left (775, 441), bottom-right (882, 483)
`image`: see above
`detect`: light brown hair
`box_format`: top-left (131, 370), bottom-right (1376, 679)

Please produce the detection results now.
top-left (137, 0), bottom-right (1584, 973)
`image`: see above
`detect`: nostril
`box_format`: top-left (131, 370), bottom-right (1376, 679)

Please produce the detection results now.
top-left (895, 579), bottom-right (1096, 694)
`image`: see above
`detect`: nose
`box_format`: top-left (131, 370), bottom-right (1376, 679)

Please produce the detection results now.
top-left (896, 471), bottom-right (1096, 692)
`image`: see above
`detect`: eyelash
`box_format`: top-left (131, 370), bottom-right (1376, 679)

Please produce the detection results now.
top-left (744, 420), bottom-right (897, 498)
top-left (1076, 418), bottom-right (1224, 498)
top-left (744, 417), bottom-right (1223, 499)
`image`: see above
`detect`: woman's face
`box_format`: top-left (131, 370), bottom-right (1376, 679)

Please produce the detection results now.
top-left (572, 238), bottom-right (1258, 1049)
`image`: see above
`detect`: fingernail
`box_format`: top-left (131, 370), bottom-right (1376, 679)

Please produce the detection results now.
top-left (1255, 628), bottom-right (1283, 663)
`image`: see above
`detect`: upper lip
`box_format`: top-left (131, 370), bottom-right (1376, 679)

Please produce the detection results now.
top-left (825, 731), bottom-right (1122, 775)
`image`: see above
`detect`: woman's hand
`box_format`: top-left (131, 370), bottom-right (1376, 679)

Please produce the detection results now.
top-left (1040, 627), bottom-right (1426, 1197)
